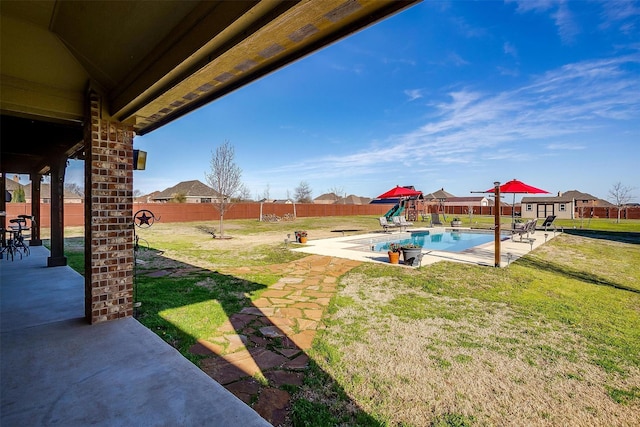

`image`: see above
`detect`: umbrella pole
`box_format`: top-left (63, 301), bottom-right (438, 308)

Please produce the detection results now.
top-left (512, 193), bottom-right (516, 229)
top-left (494, 182), bottom-right (501, 267)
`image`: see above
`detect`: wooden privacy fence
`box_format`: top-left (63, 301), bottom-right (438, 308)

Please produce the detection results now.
top-left (4, 202), bottom-right (394, 227)
top-left (4, 203), bottom-right (639, 227)
top-left (439, 205), bottom-right (640, 220)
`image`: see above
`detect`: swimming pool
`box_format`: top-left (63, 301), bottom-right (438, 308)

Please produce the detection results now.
top-left (366, 230), bottom-right (505, 253)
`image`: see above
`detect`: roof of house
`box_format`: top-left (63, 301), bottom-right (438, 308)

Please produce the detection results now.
top-left (561, 190), bottom-right (599, 201)
top-left (423, 188), bottom-right (455, 200)
top-left (23, 183), bottom-right (82, 199)
top-left (153, 180), bottom-right (222, 200)
top-left (335, 194), bottom-right (372, 205)
top-left (5, 178), bottom-right (23, 191)
top-left (314, 193), bottom-right (339, 202)
top-left (521, 190), bottom-right (599, 203)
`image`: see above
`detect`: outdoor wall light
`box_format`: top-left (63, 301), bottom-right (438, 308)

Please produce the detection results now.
top-left (133, 149), bottom-right (147, 170)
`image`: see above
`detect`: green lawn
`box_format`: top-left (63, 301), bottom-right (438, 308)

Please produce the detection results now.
top-left (52, 216), bottom-right (640, 426)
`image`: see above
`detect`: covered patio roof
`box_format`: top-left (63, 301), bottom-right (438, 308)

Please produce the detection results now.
top-left (1, 0), bottom-right (419, 174)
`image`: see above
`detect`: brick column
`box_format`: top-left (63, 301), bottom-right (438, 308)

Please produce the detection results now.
top-left (84, 90), bottom-right (135, 323)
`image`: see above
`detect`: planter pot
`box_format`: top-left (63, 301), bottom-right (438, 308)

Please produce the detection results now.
top-left (401, 247), bottom-right (423, 267)
top-left (451, 220), bottom-right (462, 227)
top-left (388, 251), bottom-right (400, 264)
top-left (299, 236), bottom-right (308, 244)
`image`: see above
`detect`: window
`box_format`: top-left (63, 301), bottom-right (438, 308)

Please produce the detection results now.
top-left (526, 204), bottom-right (533, 211)
top-left (200, 198), bottom-right (212, 203)
top-left (559, 204), bottom-right (566, 212)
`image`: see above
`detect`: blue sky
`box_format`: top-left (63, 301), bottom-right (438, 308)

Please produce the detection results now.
top-left (69, 0), bottom-right (639, 202)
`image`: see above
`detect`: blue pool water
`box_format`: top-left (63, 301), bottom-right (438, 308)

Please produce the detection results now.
top-left (374, 230), bottom-right (498, 253)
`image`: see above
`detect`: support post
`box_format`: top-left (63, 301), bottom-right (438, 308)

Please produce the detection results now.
top-left (29, 172), bottom-right (43, 246)
top-left (48, 157), bottom-right (67, 267)
top-left (0, 175), bottom-right (6, 247)
top-left (494, 181), bottom-right (501, 267)
top-left (84, 90), bottom-right (135, 324)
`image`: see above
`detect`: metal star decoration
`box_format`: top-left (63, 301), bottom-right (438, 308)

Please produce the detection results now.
top-left (136, 212), bottom-right (152, 226)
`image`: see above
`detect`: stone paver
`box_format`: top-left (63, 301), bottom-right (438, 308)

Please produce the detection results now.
top-left (189, 255), bottom-right (361, 426)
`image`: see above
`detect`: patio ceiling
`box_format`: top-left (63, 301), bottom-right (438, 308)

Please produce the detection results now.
top-left (0, 0), bottom-right (420, 174)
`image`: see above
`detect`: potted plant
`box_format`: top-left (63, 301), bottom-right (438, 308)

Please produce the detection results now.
top-left (401, 243), bottom-right (423, 266)
top-left (387, 242), bottom-right (401, 264)
top-left (450, 217), bottom-right (462, 227)
top-left (295, 230), bottom-right (308, 244)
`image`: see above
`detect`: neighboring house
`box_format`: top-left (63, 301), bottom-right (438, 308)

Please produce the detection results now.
top-left (4, 175), bottom-right (24, 201)
top-left (443, 196), bottom-right (490, 208)
top-left (23, 183), bottom-right (83, 203)
top-left (335, 194), bottom-right (372, 205)
top-left (135, 191), bottom-right (160, 203)
top-left (314, 193), bottom-right (340, 204)
top-left (521, 190), bottom-right (600, 220)
top-left (273, 199), bottom-right (294, 204)
top-left (315, 193), bottom-right (371, 205)
top-left (152, 180), bottom-right (224, 203)
top-left (423, 188), bottom-right (455, 201)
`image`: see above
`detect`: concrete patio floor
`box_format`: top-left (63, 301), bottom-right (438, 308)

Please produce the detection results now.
top-left (291, 226), bottom-right (561, 267)
top-left (0, 246), bottom-right (270, 427)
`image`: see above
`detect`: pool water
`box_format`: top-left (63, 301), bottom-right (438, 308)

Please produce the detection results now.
top-left (373, 230), bottom-right (501, 253)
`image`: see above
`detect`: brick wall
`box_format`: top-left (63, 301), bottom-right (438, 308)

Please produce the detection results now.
top-left (84, 91), bottom-right (135, 324)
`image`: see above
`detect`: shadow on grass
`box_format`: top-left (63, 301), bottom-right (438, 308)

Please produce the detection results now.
top-left (515, 256), bottom-right (640, 295)
top-left (133, 245), bottom-right (382, 427)
top-left (563, 229), bottom-right (640, 245)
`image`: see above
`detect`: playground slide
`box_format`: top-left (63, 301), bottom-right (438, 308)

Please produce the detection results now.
top-left (384, 204), bottom-right (404, 219)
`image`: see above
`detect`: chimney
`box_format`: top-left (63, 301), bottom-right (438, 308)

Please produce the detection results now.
top-left (557, 191), bottom-right (563, 197)
top-left (13, 174), bottom-right (20, 182)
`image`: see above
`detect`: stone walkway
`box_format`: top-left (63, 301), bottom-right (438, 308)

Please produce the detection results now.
top-left (187, 255), bottom-right (361, 426)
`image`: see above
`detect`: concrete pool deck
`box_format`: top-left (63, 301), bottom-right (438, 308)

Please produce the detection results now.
top-left (291, 226), bottom-right (561, 267)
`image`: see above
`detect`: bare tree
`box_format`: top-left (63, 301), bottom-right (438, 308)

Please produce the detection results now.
top-left (608, 182), bottom-right (635, 223)
top-left (205, 140), bottom-right (243, 237)
top-left (329, 186), bottom-right (344, 204)
top-left (64, 182), bottom-right (84, 198)
top-left (235, 184), bottom-right (252, 202)
top-left (262, 184), bottom-right (271, 201)
top-left (294, 181), bottom-right (313, 203)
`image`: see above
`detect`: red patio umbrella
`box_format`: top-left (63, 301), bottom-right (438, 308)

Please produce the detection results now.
top-left (377, 185), bottom-right (422, 199)
top-left (486, 179), bottom-right (549, 225)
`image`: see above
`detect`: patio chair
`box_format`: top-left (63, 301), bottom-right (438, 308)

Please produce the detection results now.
top-left (542, 215), bottom-right (556, 231)
top-left (379, 216), bottom-right (399, 232)
top-left (512, 219), bottom-right (537, 242)
top-left (392, 216), bottom-right (413, 231)
top-left (399, 216), bottom-right (413, 229)
top-left (430, 213), bottom-right (443, 226)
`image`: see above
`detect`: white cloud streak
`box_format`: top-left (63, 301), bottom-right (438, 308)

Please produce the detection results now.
top-left (269, 54), bottom-right (640, 180)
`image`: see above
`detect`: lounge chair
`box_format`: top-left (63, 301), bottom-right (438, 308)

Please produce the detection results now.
top-left (392, 216), bottom-right (413, 231)
top-left (379, 216), bottom-right (399, 232)
top-left (512, 218), bottom-right (537, 242)
top-left (431, 213), bottom-right (443, 226)
top-left (541, 215), bottom-right (556, 230)
top-left (399, 216), bottom-right (413, 229)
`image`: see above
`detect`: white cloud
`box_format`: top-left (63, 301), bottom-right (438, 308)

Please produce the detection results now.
top-left (509, 0), bottom-right (580, 44)
top-left (281, 54), bottom-right (640, 180)
top-left (599, 0), bottom-right (640, 33)
top-left (404, 89), bottom-right (424, 101)
top-left (503, 41), bottom-right (519, 58)
top-left (546, 143), bottom-right (586, 150)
